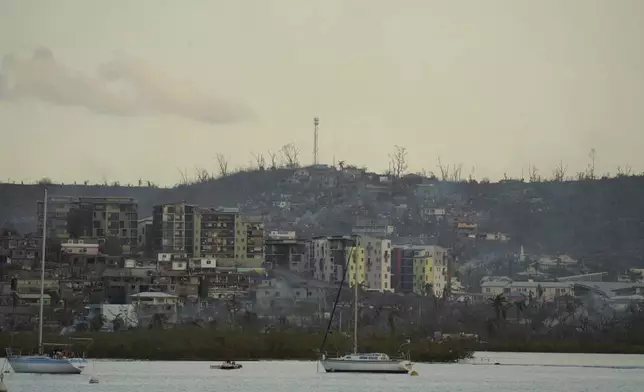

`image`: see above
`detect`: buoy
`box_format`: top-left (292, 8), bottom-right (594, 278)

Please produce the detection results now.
top-left (409, 370), bottom-right (419, 376)
top-left (89, 375), bottom-right (99, 384)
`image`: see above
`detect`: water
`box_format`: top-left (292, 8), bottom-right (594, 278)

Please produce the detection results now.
top-left (3, 352), bottom-right (644, 392)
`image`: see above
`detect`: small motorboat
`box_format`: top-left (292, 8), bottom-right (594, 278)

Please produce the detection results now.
top-left (210, 361), bottom-right (242, 370)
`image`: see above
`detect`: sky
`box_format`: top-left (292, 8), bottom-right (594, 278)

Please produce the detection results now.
top-left (1, 0), bottom-right (643, 185)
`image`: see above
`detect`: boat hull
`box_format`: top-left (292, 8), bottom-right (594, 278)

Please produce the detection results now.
top-left (8, 356), bottom-right (83, 374)
top-left (68, 358), bottom-right (88, 369)
top-left (321, 359), bottom-right (412, 374)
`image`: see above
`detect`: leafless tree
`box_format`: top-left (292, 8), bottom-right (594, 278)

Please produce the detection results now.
top-left (251, 152), bottom-right (266, 171)
top-left (216, 153), bottom-right (229, 177)
top-left (389, 145), bottom-right (408, 178)
top-left (280, 143), bottom-right (300, 168)
top-left (451, 163), bottom-right (463, 182)
top-left (552, 161), bottom-right (567, 182)
top-left (586, 148), bottom-right (596, 180)
top-left (437, 157), bottom-right (450, 181)
top-left (528, 165), bottom-right (541, 182)
top-left (177, 168), bottom-right (190, 185)
top-left (617, 165), bottom-right (632, 177)
top-left (267, 149), bottom-right (278, 170)
top-left (195, 167), bottom-right (212, 183)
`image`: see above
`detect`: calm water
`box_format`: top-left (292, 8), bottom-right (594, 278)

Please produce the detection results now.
top-left (3, 352), bottom-right (644, 392)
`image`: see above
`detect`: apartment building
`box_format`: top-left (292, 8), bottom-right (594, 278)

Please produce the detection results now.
top-left (197, 207), bottom-right (239, 261)
top-left (393, 245), bottom-right (449, 296)
top-left (312, 236), bottom-right (354, 284)
top-left (153, 204), bottom-right (265, 266)
top-left (37, 196), bottom-right (138, 249)
top-left (151, 202), bottom-right (198, 257)
top-left (265, 233), bottom-right (309, 273)
top-left (355, 236), bottom-right (392, 292)
top-left (312, 235), bottom-right (391, 292)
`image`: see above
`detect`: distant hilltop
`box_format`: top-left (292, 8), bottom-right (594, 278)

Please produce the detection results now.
top-left (1, 166), bottom-right (644, 272)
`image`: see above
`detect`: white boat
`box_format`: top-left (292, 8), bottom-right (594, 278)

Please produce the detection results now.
top-left (320, 253), bottom-right (413, 374)
top-left (6, 351), bottom-right (83, 374)
top-left (321, 353), bottom-right (412, 374)
top-left (5, 188), bottom-right (89, 375)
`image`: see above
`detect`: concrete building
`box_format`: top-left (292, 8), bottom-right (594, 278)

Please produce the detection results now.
top-left (137, 216), bottom-right (153, 252)
top-left (265, 232), bottom-right (309, 273)
top-left (152, 202), bottom-right (198, 257)
top-left (153, 204), bottom-right (265, 267)
top-left (412, 249), bottom-right (433, 295)
top-left (37, 196), bottom-right (138, 249)
top-left (312, 235), bottom-right (391, 292)
top-left (312, 236), bottom-right (355, 284)
top-left (354, 236), bottom-right (392, 292)
top-left (392, 245), bottom-right (448, 296)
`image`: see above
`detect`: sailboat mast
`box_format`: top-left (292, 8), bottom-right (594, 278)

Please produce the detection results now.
top-left (353, 263), bottom-right (358, 354)
top-left (38, 188), bottom-right (47, 354)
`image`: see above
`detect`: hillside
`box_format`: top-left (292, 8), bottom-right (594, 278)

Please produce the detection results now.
top-left (2, 168), bottom-right (644, 271)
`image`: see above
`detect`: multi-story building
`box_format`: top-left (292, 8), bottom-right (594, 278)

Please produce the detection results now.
top-left (197, 207), bottom-right (239, 261)
top-left (243, 216), bottom-right (265, 263)
top-left (153, 204), bottom-right (265, 267)
top-left (412, 249), bottom-right (433, 295)
top-left (313, 235), bottom-right (391, 292)
top-left (137, 217), bottom-right (153, 254)
top-left (37, 196), bottom-right (138, 249)
top-left (355, 236), bottom-right (392, 292)
top-left (312, 236), bottom-right (355, 284)
top-left (264, 231), bottom-right (309, 273)
top-left (393, 245), bottom-right (449, 296)
top-left (152, 202), bottom-right (198, 257)
top-left (347, 246), bottom-right (365, 287)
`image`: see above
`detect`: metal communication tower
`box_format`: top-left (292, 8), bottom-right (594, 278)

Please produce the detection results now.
top-left (313, 117), bottom-right (320, 165)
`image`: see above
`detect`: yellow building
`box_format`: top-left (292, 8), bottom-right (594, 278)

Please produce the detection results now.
top-left (412, 254), bottom-right (434, 295)
top-left (347, 246), bottom-right (365, 287)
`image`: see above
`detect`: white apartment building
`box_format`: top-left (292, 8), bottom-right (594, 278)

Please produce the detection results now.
top-left (312, 236), bottom-right (353, 284)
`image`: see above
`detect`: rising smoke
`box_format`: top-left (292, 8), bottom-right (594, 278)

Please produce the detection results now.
top-left (0, 47), bottom-right (252, 124)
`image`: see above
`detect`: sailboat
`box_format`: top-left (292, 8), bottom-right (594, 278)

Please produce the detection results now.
top-left (5, 188), bottom-right (86, 374)
top-left (319, 248), bottom-right (413, 374)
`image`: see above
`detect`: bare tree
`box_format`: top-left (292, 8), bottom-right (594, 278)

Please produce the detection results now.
top-left (216, 153), bottom-right (229, 177)
top-left (451, 163), bottom-right (463, 182)
top-left (389, 145), bottom-right (408, 178)
top-left (528, 165), bottom-right (541, 182)
top-left (552, 161), bottom-right (567, 182)
top-left (195, 167), bottom-right (211, 183)
top-left (280, 143), bottom-right (300, 168)
top-left (586, 148), bottom-right (596, 180)
top-left (267, 149), bottom-right (278, 170)
top-left (251, 152), bottom-right (266, 171)
top-left (617, 165), bottom-right (632, 177)
top-left (177, 168), bottom-right (190, 185)
top-left (437, 157), bottom-right (450, 181)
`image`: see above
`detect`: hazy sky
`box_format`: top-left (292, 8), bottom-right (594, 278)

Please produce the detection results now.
top-left (1, 0), bottom-right (643, 185)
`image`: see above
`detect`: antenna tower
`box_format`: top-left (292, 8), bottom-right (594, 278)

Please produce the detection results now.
top-left (313, 117), bottom-right (320, 165)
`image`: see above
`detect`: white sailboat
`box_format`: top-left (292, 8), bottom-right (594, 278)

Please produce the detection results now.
top-left (5, 188), bottom-right (86, 374)
top-left (320, 273), bottom-right (413, 374)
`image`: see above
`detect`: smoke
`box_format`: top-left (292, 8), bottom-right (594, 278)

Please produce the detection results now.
top-left (0, 47), bottom-right (251, 124)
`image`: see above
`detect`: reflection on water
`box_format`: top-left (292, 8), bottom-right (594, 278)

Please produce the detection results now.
top-left (3, 352), bottom-right (644, 392)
